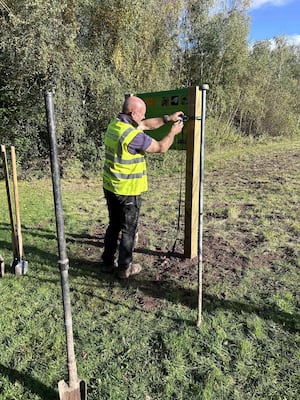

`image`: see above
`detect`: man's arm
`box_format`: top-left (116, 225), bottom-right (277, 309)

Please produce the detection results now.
top-left (145, 120), bottom-right (184, 154)
top-left (139, 111), bottom-right (183, 131)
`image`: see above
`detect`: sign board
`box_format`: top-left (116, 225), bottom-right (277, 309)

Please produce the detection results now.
top-left (137, 88), bottom-right (189, 149)
top-left (136, 86), bottom-right (207, 260)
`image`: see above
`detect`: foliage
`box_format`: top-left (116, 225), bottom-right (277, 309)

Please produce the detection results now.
top-left (0, 0), bottom-right (182, 168)
top-left (0, 0), bottom-right (300, 172)
top-left (182, 0), bottom-right (300, 138)
top-left (239, 38), bottom-right (300, 137)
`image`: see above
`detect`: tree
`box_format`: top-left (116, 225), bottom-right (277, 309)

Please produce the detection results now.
top-left (0, 0), bottom-right (183, 170)
top-left (181, 0), bottom-right (250, 135)
top-left (1, 0), bottom-right (299, 173)
top-left (239, 38), bottom-right (300, 136)
top-left (1, 0), bottom-right (88, 166)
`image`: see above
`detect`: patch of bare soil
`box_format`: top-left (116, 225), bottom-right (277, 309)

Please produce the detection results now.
top-left (76, 145), bottom-right (299, 311)
top-left (80, 220), bottom-right (284, 312)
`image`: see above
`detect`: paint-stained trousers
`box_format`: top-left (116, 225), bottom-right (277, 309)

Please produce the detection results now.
top-left (102, 188), bottom-right (141, 270)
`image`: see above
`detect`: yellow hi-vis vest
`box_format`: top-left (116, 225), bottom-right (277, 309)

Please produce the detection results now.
top-left (103, 119), bottom-right (148, 195)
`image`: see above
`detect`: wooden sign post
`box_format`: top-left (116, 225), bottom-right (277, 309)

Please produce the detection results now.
top-left (136, 85), bottom-right (209, 260)
top-left (184, 86), bottom-right (201, 259)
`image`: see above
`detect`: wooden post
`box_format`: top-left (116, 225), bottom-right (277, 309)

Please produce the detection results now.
top-left (184, 86), bottom-right (202, 258)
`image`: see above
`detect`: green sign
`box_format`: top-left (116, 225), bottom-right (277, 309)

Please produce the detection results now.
top-left (137, 88), bottom-right (189, 149)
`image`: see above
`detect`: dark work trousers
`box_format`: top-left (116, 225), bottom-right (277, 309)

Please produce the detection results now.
top-left (102, 188), bottom-right (141, 270)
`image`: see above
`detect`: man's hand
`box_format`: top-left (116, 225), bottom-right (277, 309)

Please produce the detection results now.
top-left (145, 119), bottom-right (184, 154)
top-left (139, 111), bottom-right (184, 130)
top-left (170, 119), bottom-right (184, 135)
top-left (167, 111), bottom-right (184, 123)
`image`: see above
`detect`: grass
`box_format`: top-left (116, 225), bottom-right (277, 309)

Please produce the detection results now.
top-left (0, 136), bottom-right (299, 399)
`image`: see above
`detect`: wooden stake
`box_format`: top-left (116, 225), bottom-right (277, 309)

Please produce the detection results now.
top-left (196, 84), bottom-right (209, 329)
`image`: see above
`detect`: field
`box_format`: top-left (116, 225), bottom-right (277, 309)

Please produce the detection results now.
top-left (0, 137), bottom-right (299, 399)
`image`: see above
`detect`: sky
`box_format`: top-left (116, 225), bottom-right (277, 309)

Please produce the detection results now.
top-left (248, 0), bottom-right (300, 45)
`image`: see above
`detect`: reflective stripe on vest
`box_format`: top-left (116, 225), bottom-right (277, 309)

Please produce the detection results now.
top-left (117, 127), bottom-right (135, 157)
top-left (105, 153), bottom-right (145, 165)
top-left (103, 119), bottom-right (148, 195)
top-left (103, 165), bottom-right (146, 179)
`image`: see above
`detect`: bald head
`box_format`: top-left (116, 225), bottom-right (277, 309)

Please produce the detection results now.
top-left (122, 96), bottom-right (146, 126)
top-left (122, 96), bottom-right (146, 114)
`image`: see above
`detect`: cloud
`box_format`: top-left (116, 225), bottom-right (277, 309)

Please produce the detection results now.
top-left (286, 34), bottom-right (300, 46)
top-left (250, 0), bottom-right (293, 10)
top-left (257, 35), bottom-right (300, 49)
top-left (249, 35), bottom-right (300, 50)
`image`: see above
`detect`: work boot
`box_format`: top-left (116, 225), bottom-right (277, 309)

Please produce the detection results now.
top-left (101, 264), bottom-right (115, 273)
top-left (117, 263), bottom-right (142, 279)
top-left (101, 255), bottom-right (117, 273)
top-left (100, 258), bottom-right (116, 273)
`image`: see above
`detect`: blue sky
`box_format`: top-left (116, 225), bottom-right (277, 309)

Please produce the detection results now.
top-left (248, 0), bottom-right (300, 45)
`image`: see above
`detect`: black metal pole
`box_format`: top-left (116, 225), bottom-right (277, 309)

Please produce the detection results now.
top-left (197, 84), bottom-right (209, 329)
top-left (45, 91), bottom-right (79, 389)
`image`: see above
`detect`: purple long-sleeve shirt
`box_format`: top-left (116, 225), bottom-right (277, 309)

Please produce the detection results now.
top-left (117, 113), bottom-right (152, 155)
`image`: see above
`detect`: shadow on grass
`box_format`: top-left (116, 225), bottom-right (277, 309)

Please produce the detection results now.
top-left (0, 222), bottom-right (103, 248)
top-left (64, 253), bottom-right (300, 334)
top-left (212, 294), bottom-right (300, 333)
top-left (0, 222), bottom-right (180, 260)
top-left (0, 223), bottom-right (56, 241)
top-left (1, 221), bottom-right (298, 334)
top-left (137, 280), bottom-right (300, 333)
top-left (0, 364), bottom-right (57, 400)
top-left (63, 251), bottom-right (300, 334)
top-left (0, 238), bottom-right (58, 269)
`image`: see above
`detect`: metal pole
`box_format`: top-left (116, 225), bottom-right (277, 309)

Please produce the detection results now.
top-left (196, 84), bottom-right (209, 329)
top-left (45, 91), bottom-right (79, 389)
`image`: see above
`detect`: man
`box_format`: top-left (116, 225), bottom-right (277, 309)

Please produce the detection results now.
top-left (102, 95), bottom-right (184, 278)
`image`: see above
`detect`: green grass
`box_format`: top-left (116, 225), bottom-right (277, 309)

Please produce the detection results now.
top-left (0, 137), bottom-right (299, 399)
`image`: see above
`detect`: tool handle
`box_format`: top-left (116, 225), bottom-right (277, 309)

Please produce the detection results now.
top-left (11, 146), bottom-right (23, 259)
top-left (45, 91), bottom-right (79, 387)
top-left (1, 145), bottom-right (19, 259)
